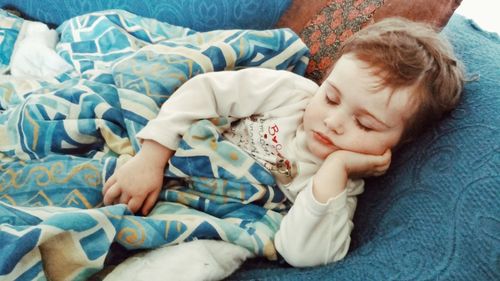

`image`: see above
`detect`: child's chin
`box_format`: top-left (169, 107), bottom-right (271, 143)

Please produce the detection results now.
top-left (306, 136), bottom-right (339, 159)
top-left (308, 145), bottom-right (335, 160)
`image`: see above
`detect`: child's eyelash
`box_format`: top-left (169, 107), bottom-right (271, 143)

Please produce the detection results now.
top-left (325, 95), bottom-right (339, 105)
top-left (355, 119), bottom-right (372, 131)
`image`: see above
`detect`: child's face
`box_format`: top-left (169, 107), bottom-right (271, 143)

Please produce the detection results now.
top-left (303, 54), bottom-right (416, 159)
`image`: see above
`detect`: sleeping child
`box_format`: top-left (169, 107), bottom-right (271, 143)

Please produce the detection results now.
top-left (102, 17), bottom-right (464, 269)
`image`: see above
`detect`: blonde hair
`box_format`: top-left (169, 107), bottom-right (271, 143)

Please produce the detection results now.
top-left (337, 17), bottom-right (465, 143)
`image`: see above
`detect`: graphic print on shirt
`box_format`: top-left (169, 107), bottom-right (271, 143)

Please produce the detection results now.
top-left (224, 115), bottom-right (297, 185)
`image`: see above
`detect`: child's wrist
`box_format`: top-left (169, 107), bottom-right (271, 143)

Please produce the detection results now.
top-left (312, 161), bottom-right (348, 203)
top-left (137, 139), bottom-right (173, 168)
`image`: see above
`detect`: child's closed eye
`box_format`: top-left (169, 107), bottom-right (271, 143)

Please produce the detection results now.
top-left (355, 119), bottom-right (373, 131)
top-left (326, 96), bottom-right (339, 105)
top-left (325, 94), bottom-right (339, 105)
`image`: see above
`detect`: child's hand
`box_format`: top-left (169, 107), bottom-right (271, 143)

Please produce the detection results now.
top-left (313, 149), bottom-right (391, 203)
top-left (328, 149), bottom-right (392, 179)
top-left (102, 140), bottom-right (173, 215)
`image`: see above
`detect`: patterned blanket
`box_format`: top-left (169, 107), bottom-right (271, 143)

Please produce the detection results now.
top-left (0, 9), bottom-right (309, 280)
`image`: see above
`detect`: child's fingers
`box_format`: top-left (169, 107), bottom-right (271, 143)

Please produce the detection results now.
top-left (368, 150), bottom-right (392, 177)
top-left (128, 196), bottom-right (145, 214)
top-left (379, 149), bottom-right (391, 163)
top-left (103, 174), bottom-right (117, 195)
top-left (375, 149), bottom-right (392, 168)
top-left (117, 193), bottom-right (131, 205)
top-left (360, 149), bottom-right (390, 165)
top-left (142, 189), bottom-right (161, 216)
top-left (103, 183), bottom-right (121, 206)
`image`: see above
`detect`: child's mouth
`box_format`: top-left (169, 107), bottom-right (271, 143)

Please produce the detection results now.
top-left (313, 131), bottom-right (335, 147)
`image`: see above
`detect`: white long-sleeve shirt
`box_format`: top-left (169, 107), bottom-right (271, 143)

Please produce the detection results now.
top-left (136, 68), bottom-right (364, 267)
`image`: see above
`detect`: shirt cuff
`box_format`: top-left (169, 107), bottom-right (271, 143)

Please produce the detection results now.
top-left (135, 122), bottom-right (180, 151)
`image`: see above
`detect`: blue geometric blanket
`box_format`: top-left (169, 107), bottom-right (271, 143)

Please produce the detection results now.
top-left (0, 9), bottom-right (308, 280)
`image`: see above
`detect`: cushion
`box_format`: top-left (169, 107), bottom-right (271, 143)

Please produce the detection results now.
top-left (278, 0), bottom-right (463, 83)
top-left (0, 0), bottom-right (292, 31)
top-left (231, 13), bottom-right (500, 280)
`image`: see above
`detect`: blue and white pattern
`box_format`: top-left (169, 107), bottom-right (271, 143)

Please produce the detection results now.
top-left (0, 9), bottom-right (23, 74)
top-left (0, 9), bottom-right (309, 280)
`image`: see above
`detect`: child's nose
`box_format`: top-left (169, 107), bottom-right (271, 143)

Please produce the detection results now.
top-left (324, 114), bottom-right (344, 134)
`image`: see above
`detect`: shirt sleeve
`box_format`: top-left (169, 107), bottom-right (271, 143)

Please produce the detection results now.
top-left (274, 178), bottom-right (364, 267)
top-left (136, 68), bottom-right (316, 150)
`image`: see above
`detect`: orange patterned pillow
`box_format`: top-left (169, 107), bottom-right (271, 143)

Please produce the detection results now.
top-left (300, 0), bottom-right (383, 82)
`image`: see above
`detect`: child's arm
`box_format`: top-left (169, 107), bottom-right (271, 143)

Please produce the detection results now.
top-left (275, 150), bottom-right (391, 267)
top-left (135, 68), bottom-right (316, 152)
